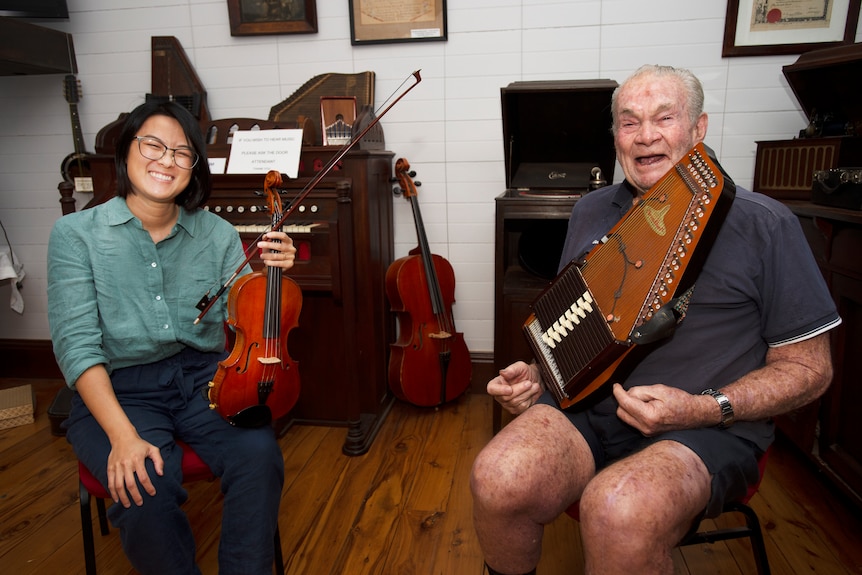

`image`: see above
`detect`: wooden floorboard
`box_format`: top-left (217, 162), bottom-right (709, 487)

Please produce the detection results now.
top-left (1, 378), bottom-right (861, 574)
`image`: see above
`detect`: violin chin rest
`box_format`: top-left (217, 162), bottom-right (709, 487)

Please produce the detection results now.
top-left (228, 404), bottom-right (273, 428)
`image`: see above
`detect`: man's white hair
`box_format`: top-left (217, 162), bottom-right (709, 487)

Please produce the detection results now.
top-left (611, 64), bottom-right (705, 134)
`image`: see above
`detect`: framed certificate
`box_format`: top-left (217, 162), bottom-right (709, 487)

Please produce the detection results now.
top-left (723, 0), bottom-right (860, 56)
top-left (349, 0), bottom-right (447, 45)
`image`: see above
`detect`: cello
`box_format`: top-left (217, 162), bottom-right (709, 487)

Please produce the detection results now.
top-left (207, 170), bottom-right (303, 427)
top-left (386, 158), bottom-right (472, 407)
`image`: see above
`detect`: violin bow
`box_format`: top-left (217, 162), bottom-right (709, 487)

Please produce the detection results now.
top-left (194, 70), bottom-right (422, 324)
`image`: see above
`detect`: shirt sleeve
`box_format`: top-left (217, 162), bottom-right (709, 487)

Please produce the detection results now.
top-left (758, 199), bottom-right (841, 346)
top-left (47, 215), bottom-right (110, 388)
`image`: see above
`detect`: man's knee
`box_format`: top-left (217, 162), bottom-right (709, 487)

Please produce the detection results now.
top-left (578, 449), bottom-right (710, 545)
top-left (471, 443), bottom-right (538, 511)
top-left (578, 476), bottom-right (639, 532)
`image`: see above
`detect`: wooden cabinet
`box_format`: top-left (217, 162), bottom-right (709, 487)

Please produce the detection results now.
top-left (783, 201), bottom-right (862, 508)
top-left (493, 191), bottom-right (577, 430)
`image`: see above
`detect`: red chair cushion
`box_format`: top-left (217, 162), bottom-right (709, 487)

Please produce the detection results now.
top-left (78, 441), bottom-right (214, 499)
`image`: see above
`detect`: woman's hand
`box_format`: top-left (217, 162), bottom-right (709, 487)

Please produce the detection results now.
top-left (258, 231), bottom-right (297, 270)
top-left (106, 434), bottom-right (164, 508)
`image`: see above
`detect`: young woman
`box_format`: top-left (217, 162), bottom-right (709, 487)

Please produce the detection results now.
top-left (48, 101), bottom-right (296, 575)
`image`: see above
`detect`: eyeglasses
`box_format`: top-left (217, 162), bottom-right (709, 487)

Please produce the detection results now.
top-left (133, 136), bottom-right (199, 170)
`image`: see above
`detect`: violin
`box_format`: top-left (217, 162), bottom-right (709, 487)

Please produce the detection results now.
top-left (385, 159), bottom-right (472, 407)
top-left (207, 170), bottom-right (303, 427)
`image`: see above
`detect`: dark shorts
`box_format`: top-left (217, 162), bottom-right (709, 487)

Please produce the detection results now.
top-left (536, 389), bottom-right (764, 518)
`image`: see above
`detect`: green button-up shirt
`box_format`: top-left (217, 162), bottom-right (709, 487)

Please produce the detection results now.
top-left (48, 197), bottom-right (250, 388)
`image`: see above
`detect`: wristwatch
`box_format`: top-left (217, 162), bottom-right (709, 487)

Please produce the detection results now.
top-left (701, 388), bottom-right (734, 429)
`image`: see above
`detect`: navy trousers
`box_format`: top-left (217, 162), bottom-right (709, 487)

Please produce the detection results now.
top-left (66, 348), bottom-right (284, 575)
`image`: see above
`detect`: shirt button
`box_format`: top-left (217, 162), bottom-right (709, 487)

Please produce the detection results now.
top-left (155, 295), bottom-right (162, 301)
top-left (163, 324), bottom-right (169, 329)
top-left (151, 262), bottom-right (157, 268)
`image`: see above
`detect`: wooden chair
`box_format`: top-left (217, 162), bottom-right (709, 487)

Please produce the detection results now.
top-left (565, 448), bottom-right (771, 574)
top-left (77, 440), bottom-right (285, 575)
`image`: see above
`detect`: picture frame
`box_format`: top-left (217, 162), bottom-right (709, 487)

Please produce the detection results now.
top-left (349, 0), bottom-right (447, 45)
top-left (722, 0), bottom-right (860, 57)
top-left (227, 0), bottom-right (318, 36)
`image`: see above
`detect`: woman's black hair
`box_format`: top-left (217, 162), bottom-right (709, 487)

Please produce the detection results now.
top-left (114, 100), bottom-right (211, 210)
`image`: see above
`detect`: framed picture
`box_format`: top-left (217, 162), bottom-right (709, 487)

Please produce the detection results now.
top-left (227, 0), bottom-right (317, 36)
top-left (349, 0), bottom-right (447, 45)
top-left (723, 0), bottom-right (860, 57)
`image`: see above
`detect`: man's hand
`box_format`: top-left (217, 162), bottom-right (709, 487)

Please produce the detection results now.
top-left (613, 383), bottom-right (715, 436)
top-left (488, 361), bottom-right (544, 416)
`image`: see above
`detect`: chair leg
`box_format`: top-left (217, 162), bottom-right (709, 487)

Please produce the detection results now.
top-left (273, 524), bottom-right (285, 575)
top-left (95, 497), bottom-right (109, 535)
top-left (726, 501), bottom-right (771, 575)
top-left (79, 481), bottom-right (98, 575)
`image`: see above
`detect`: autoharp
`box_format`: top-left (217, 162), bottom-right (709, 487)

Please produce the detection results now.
top-left (523, 143), bottom-right (736, 409)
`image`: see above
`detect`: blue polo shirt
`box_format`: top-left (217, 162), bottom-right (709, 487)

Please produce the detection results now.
top-left (48, 197), bottom-right (250, 388)
top-left (557, 181), bottom-right (841, 450)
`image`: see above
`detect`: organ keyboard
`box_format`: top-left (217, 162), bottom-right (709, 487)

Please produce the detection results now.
top-left (208, 172), bottom-right (345, 294)
top-left (231, 223), bottom-right (321, 234)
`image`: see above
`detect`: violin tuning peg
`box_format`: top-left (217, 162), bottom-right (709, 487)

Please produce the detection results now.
top-left (414, 180), bottom-right (422, 187)
top-left (393, 185), bottom-right (403, 197)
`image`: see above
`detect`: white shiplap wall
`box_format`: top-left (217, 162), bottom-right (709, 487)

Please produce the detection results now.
top-left (1, 0), bottom-right (859, 353)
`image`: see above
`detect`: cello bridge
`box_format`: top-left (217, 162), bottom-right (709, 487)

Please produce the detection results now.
top-left (428, 331), bottom-right (452, 339)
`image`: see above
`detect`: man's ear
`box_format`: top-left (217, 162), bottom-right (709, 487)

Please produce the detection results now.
top-left (695, 112), bottom-right (708, 142)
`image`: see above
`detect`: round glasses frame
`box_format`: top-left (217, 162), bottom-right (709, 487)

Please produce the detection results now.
top-left (133, 136), bottom-right (199, 170)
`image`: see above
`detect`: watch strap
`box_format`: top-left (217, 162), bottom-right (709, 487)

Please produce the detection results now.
top-left (701, 388), bottom-right (734, 429)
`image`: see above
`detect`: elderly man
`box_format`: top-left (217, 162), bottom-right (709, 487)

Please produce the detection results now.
top-left (471, 65), bottom-right (840, 575)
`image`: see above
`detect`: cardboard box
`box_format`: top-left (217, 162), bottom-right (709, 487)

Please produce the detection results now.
top-left (0, 384), bottom-right (35, 430)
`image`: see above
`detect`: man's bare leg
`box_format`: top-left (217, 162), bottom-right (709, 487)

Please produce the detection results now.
top-left (471, 404), bottom-right (596, 575)
top-left (579, 440), bottom-right (711, 575)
